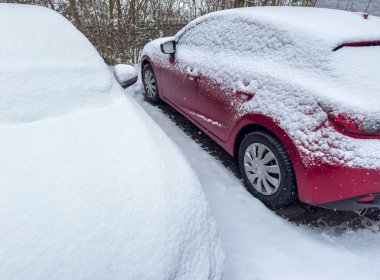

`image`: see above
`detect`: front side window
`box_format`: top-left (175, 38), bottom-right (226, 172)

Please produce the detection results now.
top-left (177, 16), bottom-right (290, 56)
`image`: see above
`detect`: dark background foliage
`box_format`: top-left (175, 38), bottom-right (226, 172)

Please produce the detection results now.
top-left (2, 0), bottom-right (377, 64)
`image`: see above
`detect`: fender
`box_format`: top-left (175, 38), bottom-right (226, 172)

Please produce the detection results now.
top-left (224, 114), bottom-right (308, 201)
top-left (141, 55), bottom-right (152, 71)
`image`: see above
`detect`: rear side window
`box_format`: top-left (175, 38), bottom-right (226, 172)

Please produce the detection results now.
top-left (175, 16), bottom-right (324, 73)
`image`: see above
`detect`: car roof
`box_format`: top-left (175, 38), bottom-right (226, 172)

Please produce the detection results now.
top-left (179, 7), bottom-right (380, 49)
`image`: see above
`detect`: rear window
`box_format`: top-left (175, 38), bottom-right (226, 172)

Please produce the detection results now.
top-left (330, 44), bottom-right (380, 102)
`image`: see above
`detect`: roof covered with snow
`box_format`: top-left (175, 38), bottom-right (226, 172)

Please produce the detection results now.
top-left (178, 7), bottom-right (380, 49)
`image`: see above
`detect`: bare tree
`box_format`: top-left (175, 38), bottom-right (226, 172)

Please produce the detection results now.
top-left (2, 0), bottom-right (315, 63)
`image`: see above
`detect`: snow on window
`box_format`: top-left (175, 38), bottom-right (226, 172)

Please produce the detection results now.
top-left (0, 5), bottom-right (117, 123)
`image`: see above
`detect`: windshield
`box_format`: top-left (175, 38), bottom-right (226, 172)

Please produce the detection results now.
top-left (0, 5), bottom-right (113, 123)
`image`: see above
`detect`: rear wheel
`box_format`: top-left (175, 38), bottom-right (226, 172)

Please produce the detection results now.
top-left (142, 63), bottom-right (160, 104)
top-left (238, 131), bottom-right (298, 209)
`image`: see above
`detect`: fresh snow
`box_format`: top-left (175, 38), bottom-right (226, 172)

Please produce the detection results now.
top-left (0, 4), bottom-right (224, 279)
top-left (0, 5), bottom-right (117, 123)
top-left (127, 80), bottom-right (380, 280)
top-left (142, 7), bottom-right (380, 169)
top-left (113, 64), bottom-right (138, 84)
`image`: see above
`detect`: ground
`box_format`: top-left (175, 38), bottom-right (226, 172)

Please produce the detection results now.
top-left (126, 81), bottom-right (380, 280)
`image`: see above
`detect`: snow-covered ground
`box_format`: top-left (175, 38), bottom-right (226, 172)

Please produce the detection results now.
top-left (127, 80), bottom-right (380, 280)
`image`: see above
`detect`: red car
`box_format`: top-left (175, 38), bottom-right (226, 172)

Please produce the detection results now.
top-left (141, 7), bottom-right (380, 211)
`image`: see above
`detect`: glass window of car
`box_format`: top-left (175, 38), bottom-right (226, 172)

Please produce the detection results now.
top-left (177, 16), bottom-right (291, 56)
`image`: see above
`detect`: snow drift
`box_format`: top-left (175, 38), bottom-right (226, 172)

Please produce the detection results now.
top-left (0, 4), bottom-right (224, 279)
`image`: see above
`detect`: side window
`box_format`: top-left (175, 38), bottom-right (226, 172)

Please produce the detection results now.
top-left (177, 17), bottom-right (291, 56)
top-left (177, 19), bottom-right (219, 50)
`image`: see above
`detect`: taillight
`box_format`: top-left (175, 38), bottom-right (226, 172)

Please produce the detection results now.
top-left (321, 106), bottom-right (380, 136)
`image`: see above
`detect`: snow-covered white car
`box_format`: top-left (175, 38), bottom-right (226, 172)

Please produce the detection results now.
top-left (0, 4), bottom-right (223, 279)
top-left (142, 7), bottom-right (380, 211)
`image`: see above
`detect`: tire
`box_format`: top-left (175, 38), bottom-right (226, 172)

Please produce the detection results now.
top-left (238, 131), bottom-right (298, 209)
top-left (142, 63), bottom-right (160, 104)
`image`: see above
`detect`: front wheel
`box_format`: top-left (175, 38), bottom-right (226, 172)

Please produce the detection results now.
top-left (238, 131), bottom-right (298, 209)
top-left (142, 63), bottom-right (160, 104)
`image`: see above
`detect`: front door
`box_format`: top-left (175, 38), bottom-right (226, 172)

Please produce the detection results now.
top-left (156, 56), bottom-right (198, 115)
top-left (196, 76), bottom-right (240, 142)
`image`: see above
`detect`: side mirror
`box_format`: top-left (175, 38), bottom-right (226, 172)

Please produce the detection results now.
top-left (113, 64), bottom-right (138, 88)
top-left (160, 40), bottom-right (176, 55)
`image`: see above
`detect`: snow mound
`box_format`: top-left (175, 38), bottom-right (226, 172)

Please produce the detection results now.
top-left (113, 64), bottom-right (138, 84)
top-left (0, 4), bottom-right (224, 279)
top-left (0, 98), bottom-right (224, 279)
top-left (0, 4), bottom-right (116, 123)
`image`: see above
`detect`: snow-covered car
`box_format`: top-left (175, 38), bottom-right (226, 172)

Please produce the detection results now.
top-left (142, 7), bottom-right (380, 211)
top-left (0, 4), bottom-right (224, 279)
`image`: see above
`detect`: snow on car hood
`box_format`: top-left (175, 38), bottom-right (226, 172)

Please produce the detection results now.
top-left (0, 4), bottom-right (117, 123)
top-left (0, 96), bottom-right (224, 279)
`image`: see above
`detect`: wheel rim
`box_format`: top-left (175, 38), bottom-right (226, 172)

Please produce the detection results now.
top-left (243, 143), bottom-right (281, 196)
top-left (144, 69), bottom-right (157, 98)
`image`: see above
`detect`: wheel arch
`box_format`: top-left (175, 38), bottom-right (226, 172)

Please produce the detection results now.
top-left (141, 56), bottom-right (151, 66)
top-left (234, 123), bottom-right (276, 159)
top-left (141, 56), bottom-right (152, 74)
top-left (229, 114), bottom-right (307, 197)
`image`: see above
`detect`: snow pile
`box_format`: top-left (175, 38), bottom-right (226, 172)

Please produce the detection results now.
top-left (142, 7), bottom-right (380, 169)
top-left (113, 64), bottom-right (138, 85)
top-left (0, 4), bottom-right (224, 279)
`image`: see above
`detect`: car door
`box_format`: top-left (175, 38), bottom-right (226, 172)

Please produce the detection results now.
top-left (194, 18), bottom-right (259, 141)
top-left (188, 18), bottom-right (249, 142)
top-left (196, 77), bottom-right (240, 142)
top-left (154, 49), bottom-right (198, 116)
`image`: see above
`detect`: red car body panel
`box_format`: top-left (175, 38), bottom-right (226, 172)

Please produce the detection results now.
top-left (156, 59), bottom-right (198, 114)
top-left (142, 54), bottom-right (380, 210)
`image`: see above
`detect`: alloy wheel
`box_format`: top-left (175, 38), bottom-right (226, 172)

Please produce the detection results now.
top-left (144, 69), bottom-right (157, 98)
